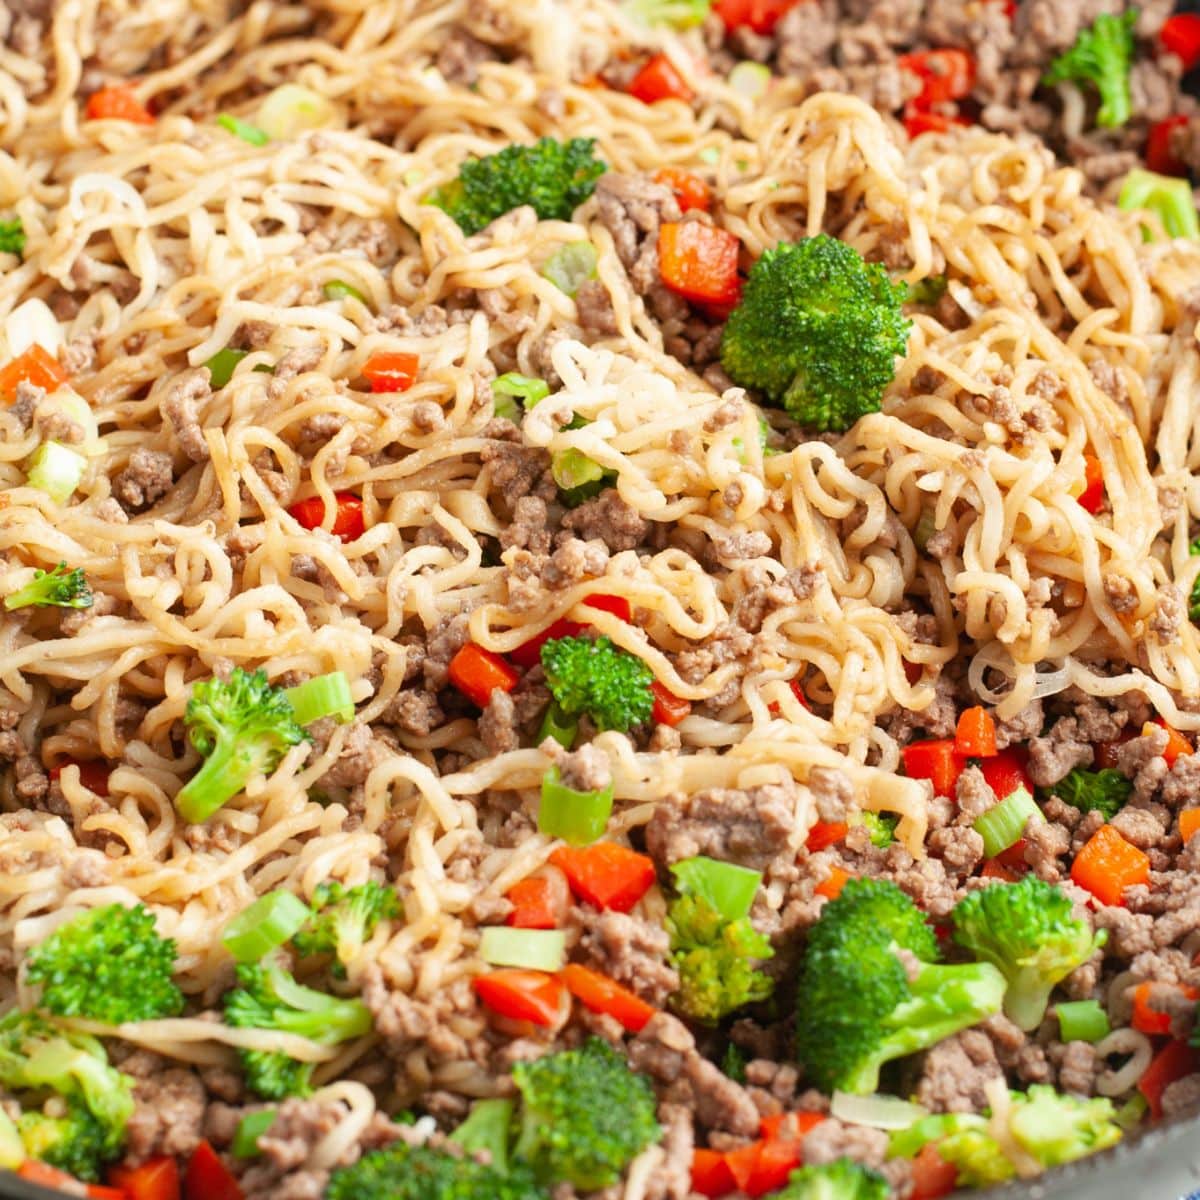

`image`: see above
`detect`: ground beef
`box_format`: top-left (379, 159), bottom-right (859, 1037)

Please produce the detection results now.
top-left (994, 698), bottom-right (1043, 749)
top-left (927, 824), bottom-right (986, 875)
top-left (646, 1103), bottom-right (693, 1200)
top-left (1115, 723), bottom-right (1170, 803)
top-left (550, 741), bottom-right (612, 793)
top-left (645, 782), bottom-right (795, 872)
top-left (480, 440), bottom-right (552, 501)
top-left (383, 688), bottom-right (443, 737)
top-left (478, 689), bottom-right (518, 755)
top-left (161, 367), bottom-right (212, 462)
top-left (808, 766), bottom-right (853, 824)
top-left (435, 28), bottom-right (496, 85)
top-left (541, 536), bottom-right (609, 588)
top-left (954, 766), bottom-right (995, 820)
top-left (592, 173), bottom-right (682, 297)
top-left (123, 1068), bottom-right (207, 1164)
top-left (561, 489), bottom-right (649, 552)
top-left (113, 448), bottom-right (174, 511)
top-left (578, 909), bottom-right (680, 1005)
top-left (882, 673), bottom-right (958, 742)
top-left (915, 1029), bottom-right (1003, 1113)
top-left (310, 720), bottom-right (387, 789)
top-left (801, 1118), bottom-right (889, 1169)
top-left (423, 613), bottom-right (470, 689)
top-left (1161, 1073), bottom-right (1200, 1118)
top-left (1026, 717), bottom-right (1094, 788)
top-left (499, 496), bottom-right (552, 556)
top-left (575, 278), bottom-right (619, 336)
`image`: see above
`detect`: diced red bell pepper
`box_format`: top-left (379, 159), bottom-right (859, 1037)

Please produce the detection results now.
top-left (85, 85), bottom-right (155, 125)
top-left (902, 659), bottom-right (923, 685)
top-left (361, 351), bottom-right (419, 393)
top-left (1071, 824), bottom-right (1150, 907)
top-left (109, 1156), bottom-right (181, 1200)
top-left (712, 0), bottom-right (801, 35)
top-left (560, 963), bottom-right (656, 1032)
top-left (1139, 1038), bottom-right (1200, 1119)
top-left (447, 643), bottom-right (519, 709)
top-left (980, 858), bottom-right (1022, 883)
top-left (651, 680), bottom-right (691, 726)
top-left (19, 1161), bottom-right (127, 1199)
top-left (690, 1148), bottom-right (736, 1198)
top-left (549, 842), bottom-right (656, 912)
top-left (790, 678), bottom-right (811, 709)
top-left (49, 759), bottom-right (111, 797)
top-left (287, 492), bottom-right (365, 542)
top-left (1131, 981), bottom-right (1200, 1036)
top-left (815, 865), bottom-right (851, 900)
top-left (658, 221), bottom-right (741, 307)
top-left (901, 738), bottom-right (965, 799)
top-left (1179, 807), bottom-right (1200, 843)
top-left (1146, 115), bottom-right (1190, 177)
top-left (579, 593), bottom-right (632, 623)
top-left (899, 49), bottom-right (976, 107)
top-left (758, 1112), bottom-right (825, 1141)
top-left (654, 167), bottom-right (711, 213)
top-left (725, 1137), bottom-right (804, 1198)
top-left (628, 54), bottom-right (694, 105)
top-left (1161, 13), bottom-right (1200, 71)
top-left (903, 106), bottom-right (968, 139)
top-left (1076, 453), bottom-right (1105, 514)
top-left (183, 1142), bottom-right (243, 1200)
top-left (0, 344), bottom-right (69, 403)
top-left (805, 821), bottom-right (849, 852)
top-left (473, 968), bottom-right (567, 1027)
top-left (506, 871), bottom-right (569, 929)
top-left (910, 1143), bottom-right (959, 1200)
top-left (1094, 731), bottom-right (1135, 769)
top-left (979, 748), bottom-right (1032, 802)
top-left (510, 593), bottom-right (629, 668)
top-left (955, 705), bottom-right (997, 758)
top-left (1151, 718), bottom-right (1193, 767)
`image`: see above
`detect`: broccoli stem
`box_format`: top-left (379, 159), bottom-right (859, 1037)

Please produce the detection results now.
top-left (176, 735), bottom-right (264, 822)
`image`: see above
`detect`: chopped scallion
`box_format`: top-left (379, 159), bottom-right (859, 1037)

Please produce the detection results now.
top-left (973, 786), bottom-right (1041, 859)
top-left (538, 765), bottom-right (613, 845)
top-left (670, 856), bottom-right (762, 922)
top-left (322, 279), bottom-right (369, 305)
top-left (205, 347), bottom-right (249, 389)
top-left (232, 1108), bottom-right (277, 1157)
top-left (479, 926), bottom-right (567, 972)
top-left (256, 83), bottom-right (338, 140)
top-left (0, 217), bottom-right (25, 257)
top-left (217, 113), bottom-right (270, 146)
top-left (538, 700), bottom-right (579, 750)
top-left (492, 372), bottom-right (550, 416)
top-left (542, 241), bottom-right (598, 297)
top-left (26, 441), bottom-right (87, 505)
top-left (1118, 168), bottom-right (1200, 241)
top-left (552, 447), bottom-right (606, 492)
top-left (284, 672), bottom-right (355, 726)
top-left (221, 890), bottom-right (310, 964)
top-left (1054, 999), bottom-right (1110, 1044)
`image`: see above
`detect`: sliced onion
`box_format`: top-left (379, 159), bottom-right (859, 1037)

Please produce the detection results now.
top-left (830, 1090), bottom-right (928, 1130)
top-left (728, 61), bottom-right (771, 101)
top-left (256, 84), bottom-right (339, 140)
top-left (1029, 662), bottom-right (1070, 699)
top-left (5, 298), bottom-right (63, 359)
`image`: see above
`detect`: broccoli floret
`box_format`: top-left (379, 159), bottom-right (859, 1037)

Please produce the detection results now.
top-left (0, 217), bottom-right (24, 256)
top-left (448, 1098), bottom-right (516, 1173)
top-left (720, 236), bottom-right (910, 433)
top-left (177, 667), bottom-right (309, 823)
top-left (858, 811), bottom-right (897, 848)
top-left (667, 892), bottom-right (774, 1023)
top-left (4, 563), bottom-right (92, 611)
top-left (0, 1012), bottom-right (133, 1181)
top-left (512, 1039), bottom-right (660, 1190)
top-left (292, 880), bottom-right (400, 976)
top-left (794, 878), bottom-right (1006, 1094)
top-left (540, 634), bottom-right (654, 732)
top-left (1049, 767), bottom-right (1131, 822)
top-left (951, 877), bottom-right (1106, 1031)
top-left (1042, 11), bottom-right (1136, 129)
top-left (889, 1087), bottom-right (1122, 1184)
top-left (771, 1158), bottom-right (889, 1200)
top-left (326, 1141), bottom-right (547, 1200)
top-left (25, 903), bottom-right (183, 1024)
top-left (906, 275), bottom-right (948, 306)
top-left (429, 138), bottom-right (606, 236)
top-left (223, 959), bottom-right (372, 1100)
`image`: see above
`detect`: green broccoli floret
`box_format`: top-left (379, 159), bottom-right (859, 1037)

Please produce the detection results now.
top-left (0, 1012), bottom-right (134, 1181)
top-left (623, 0), bottom-right (710, 27)
top-left (177, 667), bottom-right (309, 823)
top-left (889, 1087), bottom-right (1122, 1184)
top-left (512, 1039), bottom-right (660, 1190)
top-left (720, 236), bottom-right (910, 433)
top-left (770, 1157), bottom-right (889, 1200)
top-left (951, 877), bottom-right (1106, 1031)
top-left (25, 903), bottom-right (183, 1024)
top-left (326, 1141), bottom-right (547, 1200)
top-left (540, 634), bottom-right (654, 732)
top-left (794, 878), bottom-right (1006, 1094)
top-left (1042, 11), bottom-right (1136, 129)
top-left (4, 563), bottom-right (92, 611)
top-left (906, 275), bottom-right (948, 306)
top-left (448, 1098), bottom-right (516, 1173)
top-left (292, 880), bottom-right (400, 976)
top-left (1047, 767), bottom-right (1131, 822)
top-left (223, 958), bottom-right (372, 1100)
top-left (428, 138), bottom-right (606, 236)
top-left (858, 811), bottom-right (897, 848)
top-left (667, 892), bottom-right (774, 1022)
top-left (0, 217), bottom-right (24, 256)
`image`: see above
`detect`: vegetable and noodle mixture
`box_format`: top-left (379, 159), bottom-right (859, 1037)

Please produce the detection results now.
top-left (4, 1), bottom-right (1200, 1198)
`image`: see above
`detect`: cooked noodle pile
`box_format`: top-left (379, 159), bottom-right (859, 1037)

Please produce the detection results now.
top-left (3, 0), bottom-right (1200, 1193)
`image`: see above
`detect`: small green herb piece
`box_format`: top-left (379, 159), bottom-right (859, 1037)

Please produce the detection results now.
top-left (217, 113), bottom-right (270, 146)
top-left (4, 563), bottom-right (92, 611)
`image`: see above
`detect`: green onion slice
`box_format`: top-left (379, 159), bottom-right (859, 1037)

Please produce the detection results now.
top-left (284, 671), bottom-right (354, 725)
top-left (670, 856), bottom-right (762, 922)
top-left (542, 241), bottom-right (598, 297)
top-left (538, 701), bottom-right (578, 750)
top-left (479, 926), bottom-right (567, 972)
top-left (1054, 999), bottom-right (1110, 1044)
top-left (973, 786), bottom-right (1040, 859)
top-left (232, 1108), bottom-right (277, 1157)
top-left (322, 279), bottom-right (368, 305)
top-left (26, 442), bottom-right (87, 505)
top-left (551, 447), bottom-right (606, 492)
top-left (492, 372), bottom-right (550, 415)
top-left (217, 113), bottom-right (270, 146)
top-left (205, 347), bottom-right (249, 389)
top-left (538, 765), bottom-right (613, 845)
top-left (221, 890), bottom-right (311, 963)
